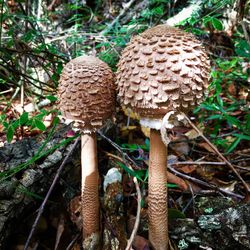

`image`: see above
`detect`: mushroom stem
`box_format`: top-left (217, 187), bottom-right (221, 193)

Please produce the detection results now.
top-left (149, 129), bottom-right (168, 250)
top-left (81, 133), bottom-right (100, 243)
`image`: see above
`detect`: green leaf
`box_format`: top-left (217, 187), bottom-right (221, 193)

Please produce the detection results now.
top-left (143, 168), bottom-right (149, 182)
top-left (200, 103), bottom-right (220, 111)
top-left (34, 119), bottom-right (46, 131)
top-left (46, 95), bottom-right (57, 102)
top-left (53, 116), bottom-right (60, 126)
top-left (121, 143), bottom-right (138, 150)
top-left (216, 95), bottom-right (223, 107)
top-left (226, 137), bottom-right (241, 154)
top-left (116, 161), bottom-right (143, 181)
top-left (167, 183), bottom-right (178, 188)
top-left (226, 134), bottom-right (250, 154)
top-left (225, 115), bottom-right (241, 128)
top-left (19, 112), bottom-right (29, 125)
top-left (235, 40), bottom-right (250, 59)
top-left (233, 133), bottom-right (250, 140)
top-left (206, 114), bottom-right (222, 120)
top-left (168, 208), bottom-right (186, 219)
top-left (3, 121), bottom-right (8, 128)
top-left (7, 125), bottom-right (14, 143)
top-left (12, 120), bottom-right (20, 130)
top-left (203, 16), bottom-right (223, 31)
top-left (211, 17), bottom-right (223, 30)
top-left (245, 114), bottom-right (250, 131)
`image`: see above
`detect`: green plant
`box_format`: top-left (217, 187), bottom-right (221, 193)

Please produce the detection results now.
top-left (0, 95), bottom-right (58, 142)
top-left (195, 58), bottom-right (250, 153)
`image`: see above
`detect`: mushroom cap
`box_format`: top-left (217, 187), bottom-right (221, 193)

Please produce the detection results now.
top-left (58, 55), bottom-right (115, 132)
top-left (116, 25), bottom-right (210, 119)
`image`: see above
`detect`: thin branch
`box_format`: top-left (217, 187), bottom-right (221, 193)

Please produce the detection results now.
top-left (168, 165), bottom-right (244, 200)
top-left (24, 137), bottom-right (80, 250)
top-left (0, 88), bottom-right (13, 95)
top-left (66, 234), bottom-right (80, 250)
top-left (172, 160), bottom-right (250, 171)
top-left (97, 131), bottom-right (140, 169)
top-left (171, 161), bottom-right (226, 166)
top-left (126, 169), bottom-right (141, 250)
top-left (182, 113), bottom-right (250, 193)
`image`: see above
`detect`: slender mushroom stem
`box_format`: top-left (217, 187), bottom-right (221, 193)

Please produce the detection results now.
top-left (149, 129), bottom-right (168, 250)
top-left (81, 133), bottom-right (100, 243)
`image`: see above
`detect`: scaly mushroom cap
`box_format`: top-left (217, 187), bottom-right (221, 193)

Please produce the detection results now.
top-left (58, 55), bottom-right (115, 132)
top-left (116, 25), bottom-right (210, 119)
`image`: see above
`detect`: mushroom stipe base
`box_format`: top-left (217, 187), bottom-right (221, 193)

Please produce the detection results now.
top-left (81, 133), bottom-right (100, 247)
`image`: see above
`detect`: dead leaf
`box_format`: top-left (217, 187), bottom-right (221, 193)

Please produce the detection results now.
top-left (170, 135), bottom-right (190, 156)
top-left (198, 142), bottom-right (215, 153)
top-left (176, 164), bottom-right (197, 174)
top-left (185, 128), bottom-right (201, 140)
top-left (167, 172), bottom-right (188, 190)
top-left (69, 196), bottom-right (82, 230)
top-left (211, 178), bottom-right (237, 192)
top-left (133, 235), bottom-right (150, 250)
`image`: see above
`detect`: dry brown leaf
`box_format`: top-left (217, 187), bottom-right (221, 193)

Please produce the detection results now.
top-left (132, 235), bottom-right (150, 250)
top-left (167, 172), bottom-right (188, 190)
top-left (176, 164), bottom-right (197, 174)
top-left (198, 142), bottom-right (215, 153)
top-left (68, 196), bottom-right (82, 230)
top-left (0, 124), bottom-right (4, 133)
top-left (170, 135), bottom-right (190, 156)
top-left (211, 178), bottom-right (237, 192)
top-left (185, 128), bottom-right (201, 139)
top-left (196, 166), bottom-right (215, 181)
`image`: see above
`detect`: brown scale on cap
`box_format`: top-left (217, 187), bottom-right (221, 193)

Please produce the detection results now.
top-left (58, 55), bottom-right (115, 132)
top-left (117, 24), bottom-right (210, 119)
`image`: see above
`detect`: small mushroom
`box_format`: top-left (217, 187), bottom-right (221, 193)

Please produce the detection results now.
top-left (58, 55), bottom-right (115, 248)
top-left (116, 25), bottom-right (210, 249)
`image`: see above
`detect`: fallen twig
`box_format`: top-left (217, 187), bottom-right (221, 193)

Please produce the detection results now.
top-left (182, 113), bottom-right (250, 194)
top-left (172, 161), bottom-right (250, 171)
top-left (24, 137), bottom-right (80, 250)
top-left (168, 165), bottom-right (244, 199)
top-left (126, 172), bottom-right (141, 250)
top-left (66, 233), bottom-right (80, 250)
top-left (98, 131), bottom-right (140, 169)
top-left (0, 88), bottom-right (13, 95)
top-left (171, 161), bottom-right (226, 166)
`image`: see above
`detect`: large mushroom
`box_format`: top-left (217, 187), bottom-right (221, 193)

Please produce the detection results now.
top-left (116, 25), bottom-right (210, 249)
top-left (57, 55), bottom-right (115, 248)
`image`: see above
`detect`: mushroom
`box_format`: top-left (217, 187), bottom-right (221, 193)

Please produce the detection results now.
top-left (57, 55), bottom-right (115, 248)
top-left (116, 25), bottom-right (210, 249)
